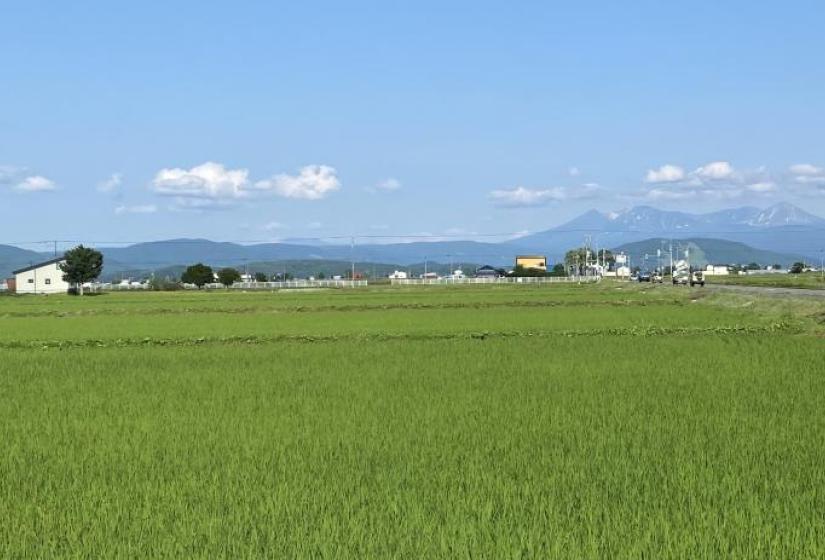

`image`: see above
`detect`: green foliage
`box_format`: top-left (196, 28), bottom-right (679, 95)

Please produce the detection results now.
top-left (147, 277), bottom-right (182, 291)
top-left (549, 263), bottom-right (567, 277)
top-left (565, 247), bottom-right (613, 274)
top-left (1, 286), bottom-right (824, 556)
top-left (790, 262), bottom-right (806, 274)
top-left (216, 267), bottom-right (241, 287)
top-left (508, 264), bottom-right (547, 277)
top-left (181, 263), bottom-right (214, 288)
top-left (59, 245), bottom-right (103, 294)
top-left (253, 272), bottom-right (268, 283)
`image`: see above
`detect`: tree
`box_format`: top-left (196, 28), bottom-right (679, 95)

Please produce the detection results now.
top-left (317, 272), bottom-right (326, 280)
top-left (508, 264), bottom-right (547, 278)
top-left (745, 262), bottom-right (761, 271)
top-left (564, 247), bottom-right (614, 275)
top-left (217, 267), bottom-right (241, 287)
top-left (60, 245), bottom-right (103, 295)
top-left (181, 263), bottom-right (214, 288)
top-left (790, 262), bottom-right (806, 274)
top-left (549, 263), bottom-right (567, 277)
top-left (253, 272), bottom-right (267, 283)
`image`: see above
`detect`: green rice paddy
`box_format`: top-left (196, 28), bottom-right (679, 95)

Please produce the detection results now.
top-left (1, 284), bottom-right (823, 557)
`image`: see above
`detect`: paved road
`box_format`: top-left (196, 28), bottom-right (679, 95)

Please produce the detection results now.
top-left (704, 283), bottom-right (825, 298)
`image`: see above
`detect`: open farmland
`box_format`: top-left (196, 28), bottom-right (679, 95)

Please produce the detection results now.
top-left (1, 284), bottom-right (824, 557)
top-left (708, 272), bottom-right (825, 290)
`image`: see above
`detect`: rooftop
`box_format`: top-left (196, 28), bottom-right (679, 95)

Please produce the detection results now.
top-left (12, 257), bottom-right (66, 276)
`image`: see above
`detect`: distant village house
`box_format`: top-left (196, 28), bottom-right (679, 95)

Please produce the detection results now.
top-left (11, 258), bottom-right (70, 295)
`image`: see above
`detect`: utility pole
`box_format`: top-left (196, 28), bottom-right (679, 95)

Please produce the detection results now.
top-left (350, 236), bottom-right (355, 280)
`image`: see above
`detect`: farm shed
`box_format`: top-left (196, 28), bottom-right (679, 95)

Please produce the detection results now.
top-left (12, 258), bottom-right (70, 295)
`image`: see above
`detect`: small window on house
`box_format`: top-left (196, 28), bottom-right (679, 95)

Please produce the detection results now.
top-left (45, 279), bottom-right (51, 285)
top-left (28, 278), bottom-right (34, 283)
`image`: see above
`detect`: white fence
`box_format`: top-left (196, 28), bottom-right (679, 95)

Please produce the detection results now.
top-left (95, 283), bottom-right (150, 291)
top-left (205, 280), bottom-right (369, 290)
top-left (390, 276), bottom-right (601, 286)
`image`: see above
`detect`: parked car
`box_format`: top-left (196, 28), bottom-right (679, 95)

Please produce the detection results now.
top-left (672, 269), bottom-right (689, 285)
top-left (652, 272), bottom-right (664, 283)
top-left (637, 271), bottom-right (652, 282)
top-left (690, 271), bottom-right (705, 287)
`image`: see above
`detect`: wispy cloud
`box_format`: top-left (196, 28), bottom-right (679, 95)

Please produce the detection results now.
top-left (262, 220), bottom-right (287, 231)
top-left (114, 204), bottom-right (157, 215)
top-left (97, 173), bottom-right (123, 193)
top-left (490, 184), bottom-right (602, 207)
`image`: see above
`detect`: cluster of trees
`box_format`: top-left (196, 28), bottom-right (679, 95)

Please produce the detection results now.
top-left (178, 264), bottom-right (297, 288)
top-left (508, 263), bottom-right (566, 277)
top-left (563, 247), bottom-right (615, 276)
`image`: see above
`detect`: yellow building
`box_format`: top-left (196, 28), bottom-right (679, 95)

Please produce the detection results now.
top-left (515, 255), bottom-right (547, 271)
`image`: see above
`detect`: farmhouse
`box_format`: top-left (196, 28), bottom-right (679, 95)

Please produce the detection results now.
top-left (515, 255), bottom-right (547, 271)
top-left (12, 258), bottom-right (70, 294)
top-left (474, 265), bottom-right (506, 278)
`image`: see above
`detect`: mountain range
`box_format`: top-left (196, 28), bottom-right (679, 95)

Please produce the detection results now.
top-left (1, 202), bottom-right (822, 279)
top-left (511, 202), bottom-right (825, 259)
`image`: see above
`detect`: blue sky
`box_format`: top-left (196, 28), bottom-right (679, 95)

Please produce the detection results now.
top-left (2, 1), bottom-right (824, 249)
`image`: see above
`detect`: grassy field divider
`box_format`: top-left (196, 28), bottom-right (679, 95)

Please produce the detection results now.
top-left (0, 298), bottom-right (685, 318)
top-left (3, 321), bottom-right (800, 351)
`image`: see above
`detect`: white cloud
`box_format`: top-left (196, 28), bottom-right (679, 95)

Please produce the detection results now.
top-left (254, 165), bottom-right (340, 200)
top-left (375, 177), bottom-right (401, 191)
top-left (641, 160), bottom-right (782, 202)
top-left (15, 175), bottom-right (57, 192)
top-left (97, 173), bottom-right (123, 193)
top-left (307, 221), bottom-right (323, 229)
top-left (114, 204), bottom-right (157, 215)
top-left (694, 161), bottom-right (735, 180)
top-left (746, 182), bottom-right (776, 193)
top-left (789, 163), bottom-right (823, 176)
top-left (789, 163), bottom-right (825, 186)
top-left (490, 184), bottom-right (601, 207)
top-left (646, 187), bottom-right (746, 201)
top-left (568, 166), bottom-right (580, 177)
top-left (152, 162), bottom-right (249, 199)
top-left (645, 164), bottom-right (685, 183)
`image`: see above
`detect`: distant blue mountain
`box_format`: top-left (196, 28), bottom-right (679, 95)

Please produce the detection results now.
top-left (0, 245), bottom-right (48, 279)
top-left (510, 202), bottom-right (825, 259)
top-left (2, 202), bottom-right (820, 279)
